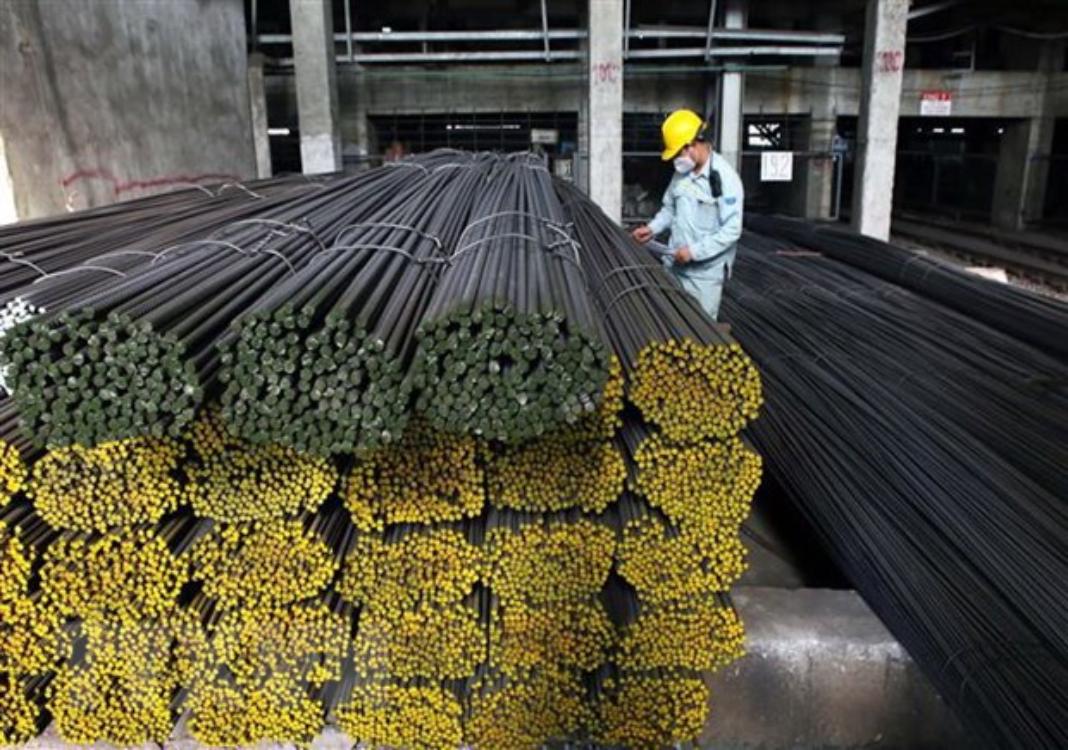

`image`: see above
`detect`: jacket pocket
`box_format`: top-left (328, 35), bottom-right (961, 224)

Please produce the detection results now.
top-left (693, 196), bottom-right (720, 232)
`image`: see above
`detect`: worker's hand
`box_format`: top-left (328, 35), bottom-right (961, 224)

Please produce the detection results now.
top-left (674, 246), bottom-right (693, 264)
top-left (631, 225), bottom-right (653, 244)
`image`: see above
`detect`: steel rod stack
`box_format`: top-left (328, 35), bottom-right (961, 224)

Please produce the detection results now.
top-left (0, 177), bottom-right (326, 334)
top-left (555, 179), bottom-right (762, 442)
top-left (724, 226), bottom-right (1068, 749)
top-left (414, 154), bottom-right (611, 442)
top-left (745, 214), bottom-right (1068, 361)
top-left (0, 151), bottom-right (766, 749)
top-left (0, 175), bottom-right (375, 447)
top-left (219, 153), bottom-right (485, 454)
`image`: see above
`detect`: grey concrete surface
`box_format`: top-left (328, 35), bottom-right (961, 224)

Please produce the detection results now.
top-left (991, 40), bottom-right (1065, 230)
top-left (264, 60), bottom-right (1065, 227)
top-left (718, 0), bottom-right (748, 172)
top-left (704, 587), bottom-right (967, 750)
top-left (852, 0), bottom-right (908, 242)
top-left (0, 0), bottom-right (255, 220)
top-left (289, 0), bottom-right (341, 174)
top-left (586, 0), bottom-right (624, 221)
top-left (248, 52), bottom-right (273, 179)
top-left (803, 116), bottom-right (838, 221)
top-left (264, 66), bottom-right (1067, 129)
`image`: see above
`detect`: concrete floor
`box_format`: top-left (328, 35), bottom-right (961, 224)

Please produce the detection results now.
top-left (703, 586), bottom-right (966, 750)
top-left (701, 485), bottom-right (967, 749)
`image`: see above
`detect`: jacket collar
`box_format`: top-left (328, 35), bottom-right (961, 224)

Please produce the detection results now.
top-left (686, 152), bottom-right (713, 182)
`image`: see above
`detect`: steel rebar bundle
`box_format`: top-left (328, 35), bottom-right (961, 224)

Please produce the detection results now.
top-left (413, 154), bottom-right (611, 442)
top-left (724, 227), bottom-right (1068, 749)
top-left (0, 150), bottom-right (766, 750)
top-left (0, 368), bottom-right (760, 749)
top-left (0, 177), bottom-right (326, 327)
top-left (0, 172), bottom-right (388, 447)
top-left (219, 153), bottom-right (485, 454)
top-left (745, 214), bottom-right (1068, 361)
top-left (556, 179), bottom-right (763, 442)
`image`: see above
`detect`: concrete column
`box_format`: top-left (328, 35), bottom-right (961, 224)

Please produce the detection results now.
top-left (852, 0), bottom-right (908, 241)
top-left (289, 0), bottom-right (341, 174)
top-left (717, 0), bottom-right (747, 171)
top-left (247, 53), bottom-right (273, 179)
top-left (991, 41), bottom-right (1064, 229)
top-left (804, 112), bottom-right (838, 220)
top-left (576, 87), bottom-right (589, 193)
top-left (704, 74), bottom-right (720, 129)
top-left (586, 0), bottom-right (624, 220)
top-left (352, 68), bottom-right (371, 165)
top-left (0, 133), bottom-right (18, 225)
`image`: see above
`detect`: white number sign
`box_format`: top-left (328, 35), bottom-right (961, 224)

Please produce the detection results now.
top-left (760, 151), bottom-right (794, 182)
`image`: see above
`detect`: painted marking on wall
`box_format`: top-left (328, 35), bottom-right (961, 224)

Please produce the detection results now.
top-left (60, 168), bottom-right (240, 198)
top-left (592, 61), bottom-right (621, 85)
top-left (877, 50), bottom-right (904, 73)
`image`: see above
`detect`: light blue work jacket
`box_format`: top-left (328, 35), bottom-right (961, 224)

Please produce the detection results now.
top-left (647, 152), bottom-right (744, 319)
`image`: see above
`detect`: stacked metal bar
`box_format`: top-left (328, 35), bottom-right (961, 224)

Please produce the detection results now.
top-left (0, 153), bottom-right (765, 749)
top-left (0, 179), bottom-right (326, 392)
top-left (746, 214), bottom-right (1068, 360)
top-left (413, 154), bottom-right (611, 442)
top-left (546, 180), bottom-right (762, 746)
top-left (0, 176), bottom-right (329, 304)
top-left (219, 153), bottom-right (486, 454)
top-left (556, 179), bottom-right (763, 442)
top-left (724, 227), bottom-right (1068, 749)
top-left (0, 173), bottom-right (382, 446)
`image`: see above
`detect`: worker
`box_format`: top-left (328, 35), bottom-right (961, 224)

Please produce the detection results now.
top-left (631, 109), bottom-right (744, 321)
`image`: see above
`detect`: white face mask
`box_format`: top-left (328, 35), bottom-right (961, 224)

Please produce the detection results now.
top-left (673, 155), bottom-right (696, 174)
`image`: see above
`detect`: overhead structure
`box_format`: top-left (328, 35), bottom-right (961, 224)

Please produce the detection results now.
top-left (255, 8), bottom-right (845, 65)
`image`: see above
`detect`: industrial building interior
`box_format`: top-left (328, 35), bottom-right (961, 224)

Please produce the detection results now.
top-left (0, 1), bottom-right (1065, 749)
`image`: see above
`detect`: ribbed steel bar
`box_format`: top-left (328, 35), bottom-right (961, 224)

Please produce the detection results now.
top-left (220, 151), bottom-right (486, 454)
top-left (0, 151), bottom-right (768, 749)
top-left (0, 171), bottom-right (388, 446)
top-left (724, 227), bottom-right (1068, 749)
top-left (413, 153), bottom-right (611, 443)
top-left (745, 214), bottom-right (1068, 361)
top-left (555, 179), bottom-right (762, 442)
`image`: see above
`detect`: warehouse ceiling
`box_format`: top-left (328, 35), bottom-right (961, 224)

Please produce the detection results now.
top-left (248, 0), bottom-right (1068, 37)
top-left (248, 0), bottom-right (1068, 71)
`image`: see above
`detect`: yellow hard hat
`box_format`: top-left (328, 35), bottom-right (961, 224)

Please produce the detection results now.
top-left (661, 109), bottom-right (706, 161)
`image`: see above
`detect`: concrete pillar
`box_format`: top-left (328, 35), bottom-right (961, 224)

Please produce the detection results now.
top-left (804, 112), bottom-right (838, 220)
top-left (352, 68), bottom-right (371, 165)
top-left (0, 133), bottom-right (18, 225)
top-left (247, 53), bottom-right (273, 179)
top-left (717, 0), bottom-right (747, 172)
top-left (851, 0), bottom-right (907, 241)
top-left (576, 88), bottom-right (589, 193)
top-left (704, 74), bottom-right (720, 130)
top-left (991, 41), bottom-right (1064, 229)
top-left (289, 0), bottom-right (341, 174)
top-left (586, 0), bottom-right (624, 220)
